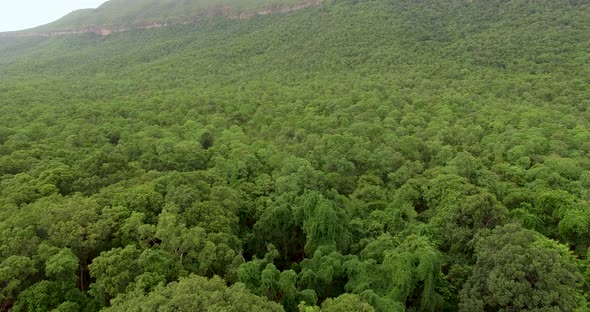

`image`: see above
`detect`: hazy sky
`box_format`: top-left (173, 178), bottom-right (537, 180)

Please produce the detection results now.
top-left (0, 0), bottom-right (108, 32)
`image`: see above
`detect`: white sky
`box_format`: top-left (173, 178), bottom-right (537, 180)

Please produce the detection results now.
top-left (0, 0), bottom-right (108, 32)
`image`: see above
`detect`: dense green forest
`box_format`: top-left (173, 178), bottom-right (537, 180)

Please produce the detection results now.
top-left (1, 0), bottom-right (590, 311)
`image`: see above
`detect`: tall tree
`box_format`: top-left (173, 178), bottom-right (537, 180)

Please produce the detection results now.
top-left (460, 223), bottom-right (586, 312)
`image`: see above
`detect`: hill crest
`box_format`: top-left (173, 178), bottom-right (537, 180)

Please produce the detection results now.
top-left (0, 0), bottom-right (321, 38)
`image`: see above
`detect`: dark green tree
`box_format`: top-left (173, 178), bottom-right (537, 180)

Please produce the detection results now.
top-left (460, 223), bottom-right (586, 312)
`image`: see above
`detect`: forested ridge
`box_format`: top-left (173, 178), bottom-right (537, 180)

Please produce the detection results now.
top-left (0, 0), bottom-right (589, 311)
top-left (17, 0), bottom-right (318, 35)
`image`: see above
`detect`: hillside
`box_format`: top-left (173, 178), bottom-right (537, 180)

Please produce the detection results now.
top-left (2, 0), bottom-right (319, 37)
top-left (0, 0), bottom-right (590, 311)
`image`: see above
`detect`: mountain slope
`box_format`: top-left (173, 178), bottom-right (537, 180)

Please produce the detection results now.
top-left (0, 0), bottom-right (589, 311)
top-left (23, 0), bottom-right (318, 34)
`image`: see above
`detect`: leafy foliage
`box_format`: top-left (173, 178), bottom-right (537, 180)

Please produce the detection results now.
top-left (105, 275), bottom-right (284, 312)
top-left (0, 0), bottom-right (589, 311)
top-left (460, 223), bottom-right (585, 312)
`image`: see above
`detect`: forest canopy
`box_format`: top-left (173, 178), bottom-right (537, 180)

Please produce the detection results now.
top-left (0, 0), bottom-right (589, 311)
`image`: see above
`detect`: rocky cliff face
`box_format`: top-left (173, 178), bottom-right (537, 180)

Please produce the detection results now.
top-left (0, 0), bottom-right (321, 38)
top-left (229, 0), bottom-right (321, 19)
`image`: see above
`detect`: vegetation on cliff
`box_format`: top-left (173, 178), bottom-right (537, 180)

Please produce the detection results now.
top-left (31, 0), bottom-right (314, 32)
